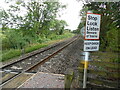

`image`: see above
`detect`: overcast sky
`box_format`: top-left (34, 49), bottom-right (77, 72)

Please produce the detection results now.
top-left (58, 0), bottom-right (83, 30)
top-left (0, 0), bottom-right (83, 30)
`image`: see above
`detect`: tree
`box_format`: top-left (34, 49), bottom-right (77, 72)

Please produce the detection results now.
top-left (1, 0), bottom-right (67, 50)
top-left (0, 9), bottom-right (9, 33)
top-left (51, 20), bottom-right (68, 35)
top-left (77, 5), bottom-right (88, 33)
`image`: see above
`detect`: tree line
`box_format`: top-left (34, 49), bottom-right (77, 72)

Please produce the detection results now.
top-left (0, 0), bottom-right (69, 50)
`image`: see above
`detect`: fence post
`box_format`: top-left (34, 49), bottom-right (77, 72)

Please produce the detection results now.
top-left (65, 68), bottom-right (74, 89)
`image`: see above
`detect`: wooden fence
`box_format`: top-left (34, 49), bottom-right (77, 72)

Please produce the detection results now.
top-left (65, 60), bottom-right (120, 89)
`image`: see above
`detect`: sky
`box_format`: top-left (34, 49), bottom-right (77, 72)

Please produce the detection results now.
top-left (0, 0), bottom-right (84, 31)
top-left (58, 0), bottom-right (84, 30)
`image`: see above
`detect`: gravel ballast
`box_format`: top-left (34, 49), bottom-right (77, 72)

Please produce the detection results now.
top-left (19, 36), bottom-right (84, 88)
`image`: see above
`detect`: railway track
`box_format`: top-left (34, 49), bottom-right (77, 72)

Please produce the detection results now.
top-left (0, 35), bottom-right (79, 88)
top-left (1, 36), bottom-right (77, 71)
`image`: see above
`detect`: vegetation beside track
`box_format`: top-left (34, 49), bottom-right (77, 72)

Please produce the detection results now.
top-left (88, 51), bottom-right (119, 88)
top-left (0, 1), bottom-right (75, 62)
top-left (89, 51), bottom-right (119, 79)
top-left (1, 32), bottom-right (74, 62)
top-left (91, 51), bottom-right (119, 63)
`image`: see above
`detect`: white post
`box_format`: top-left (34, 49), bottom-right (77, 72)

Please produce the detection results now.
top-left (83, 52), bottom-right (89, 88)
top-left (82, 10), bottom-right (92, 88)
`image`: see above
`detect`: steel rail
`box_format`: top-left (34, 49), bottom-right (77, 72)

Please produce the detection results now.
top-left (0, 72), bottom-right (21, 87)
top-left (25, 37), bottom-right (78, 72)
top-left (0, 71), bottom-right (20, 85)
top-left (1, 45), bottom-right (60, 69)
top-left (1, 36), bottom-right (79, 87)
top-left (1, 37), bottom-right (72, 69)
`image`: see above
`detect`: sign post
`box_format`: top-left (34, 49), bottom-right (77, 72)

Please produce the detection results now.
top-left (82, 11), bottom-right (101, 88)
top-left (83, 52), bottom-right (89, 88)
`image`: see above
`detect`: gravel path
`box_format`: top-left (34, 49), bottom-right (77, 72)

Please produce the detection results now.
top-left (19, 72), bottom-right (64, 88)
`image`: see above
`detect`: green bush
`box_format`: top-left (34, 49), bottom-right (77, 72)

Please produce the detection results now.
top-left (2, 29), bottom-right (27, 50)
top-left (1, 44), bottom-right (48, 62)
top-left (1, 31), bottom-right (74, 62)
top-left (106, 26), bottom-right (119, 52)
top-left (25, 44), bottom-right (48, 53)
top-left (2, 49), bottom-right (21, 62)
top-left (48, 32), bottom-right (74, 40)
top-left (37, 36), bottom-right (51, 43)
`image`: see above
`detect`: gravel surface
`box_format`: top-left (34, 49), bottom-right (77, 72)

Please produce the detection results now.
top-left (35, 37), bottom-right (84, 75)
top-left (2, 36), bottom-right (84, 88)
top-left (19, 36), bottom-right (84, 88)
top-left (19, 72), bottom-right (64, 88)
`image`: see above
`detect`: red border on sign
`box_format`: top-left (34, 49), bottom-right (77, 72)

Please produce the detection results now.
top-left (84, 13), bottom-right (101, 40)
top-left (84, 38), bottom-right (100, 40)
top-left (87, 13), bottom-right (101, 15)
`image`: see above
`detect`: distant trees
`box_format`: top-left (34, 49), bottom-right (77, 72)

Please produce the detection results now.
top-left (1, 0), bottom-right (68, 50)
top-left (77, 2), bottom-right (120, 52)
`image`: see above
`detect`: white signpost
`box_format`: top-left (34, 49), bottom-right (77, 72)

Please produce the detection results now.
top-left (84, 40), bottom-right (100, 51)
top-left (82, 12), bottom-right (101, 88)
top-left (84, 13), bottom-right (101, 40)
top-left (84, 13), bottom-right (101, 52)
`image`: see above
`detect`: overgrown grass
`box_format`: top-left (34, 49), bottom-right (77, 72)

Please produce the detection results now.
top-left (25, 44), bottom-right (48, 53)
top-left (88, 51), bottom-right (120, 84)
top-left (91, 51), bottom-right (119, 63)
top-left (1, 44), bottom-right (48, 62)
top-left (48, 31), bottom-right (74, 40)
top-left (2, 49), bottom-right (21, 62)
top-left (1, 32), bottom-right (75, 62)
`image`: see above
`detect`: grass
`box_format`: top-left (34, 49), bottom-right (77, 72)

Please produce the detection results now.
top-left (79, 51), bottom-right (119, 79)
top-left (1, 32), bottom-right (75, 62)
top-left (78, 51), bottom-right (119, 88)
top-left (2, 49), bottom-right (21, 62)
top-left (90, 51), bottom-right (119, 72)
top-left (91, 51), bottom-right (119, 63)
top-left (1, 44), bottom-right (48, 62)
top-left (25, 44), bottom-right (48, 53)
top-left (88, 51), bottom-right (120, 81)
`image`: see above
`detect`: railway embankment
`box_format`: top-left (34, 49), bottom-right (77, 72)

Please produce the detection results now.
top-left (1, 35), bottom-right (119, 89)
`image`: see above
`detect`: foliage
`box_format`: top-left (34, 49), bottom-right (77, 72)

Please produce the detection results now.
top-left (2, 49), bottom-right (21, 62)
top-left (77, 2), bottom-right (120, 52)
top-left (2, 29), bottom-right (29, 49)
top-left (91, 51), bottom-right (119, 63)
top-left (25, 44), bottom-right (48, 53)
top-left (0, 0), bottom-right (74, 62)
top-left (1, 32), bottom-right (74, 62)
top-left (1, 0), bottom-right (68, 51)
top-left (106, 24), bottom-right (119, 52)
